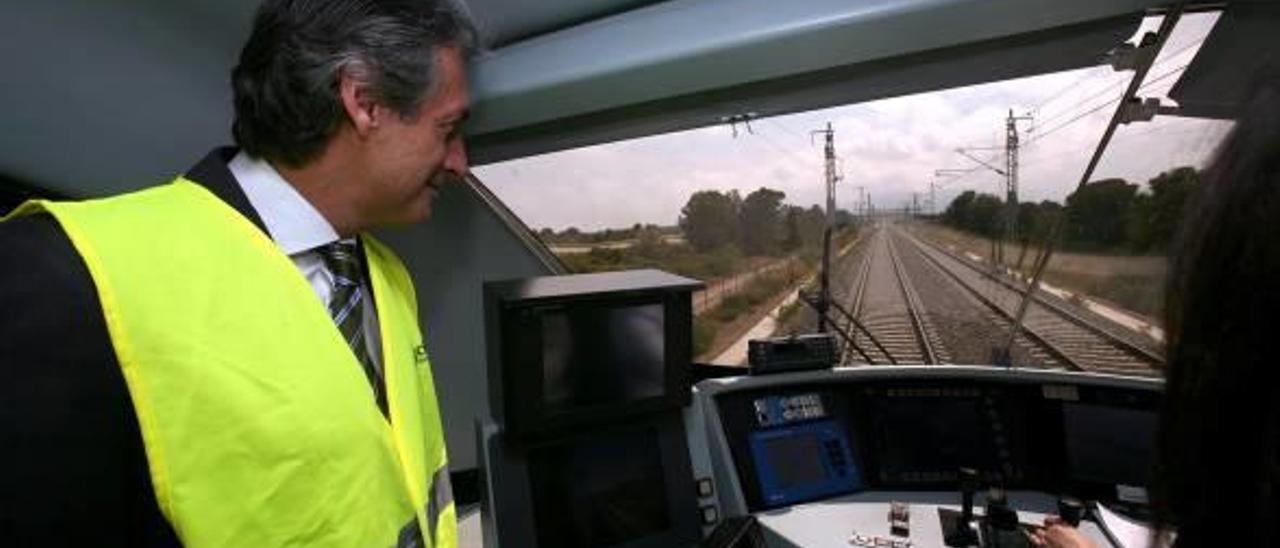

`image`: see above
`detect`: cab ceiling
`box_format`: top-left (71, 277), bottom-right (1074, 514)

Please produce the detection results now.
top-left (0, 0), bottom-right (1188, 198)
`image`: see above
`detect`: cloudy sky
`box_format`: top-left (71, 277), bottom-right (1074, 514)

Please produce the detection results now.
top-left (474, 13), bottom-right (1233, 232)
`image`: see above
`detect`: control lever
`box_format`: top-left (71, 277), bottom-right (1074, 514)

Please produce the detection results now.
top-left (943, 468), bottom-right (980, 547)
top-left (983, 487), bottom-right (1026, 548)
top-left (1057, 496), bottom-right (1084, 527)
top-left (960, 467), bottom-right (978, 524)
top-left (985, 488), bottom-right (1018, 530)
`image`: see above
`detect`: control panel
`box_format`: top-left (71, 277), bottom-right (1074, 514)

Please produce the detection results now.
top-left (753, 393), bottom-right (827, 427)
top-left (708, 373), bottom-right (1161, 515)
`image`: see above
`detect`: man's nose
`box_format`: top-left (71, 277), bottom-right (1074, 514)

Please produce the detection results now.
top-left (444, 137), bottom-right (469, 176)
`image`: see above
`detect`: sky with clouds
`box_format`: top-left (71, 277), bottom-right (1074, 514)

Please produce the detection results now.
top-left (474, 13), bottom-right (1233, 232)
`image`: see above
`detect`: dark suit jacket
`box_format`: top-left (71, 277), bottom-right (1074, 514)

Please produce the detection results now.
top-left (0, 149), bottom-right (268, 546)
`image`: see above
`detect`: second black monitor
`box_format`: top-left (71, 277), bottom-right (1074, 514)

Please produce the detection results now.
top-left (541, 302), bottom-right (666, 411)
top-left (485, 269), bottom-right (702, 442)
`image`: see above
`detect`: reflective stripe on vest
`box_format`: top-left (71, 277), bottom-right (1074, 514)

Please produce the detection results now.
top-left (6, 179), bottom-right (456, 548)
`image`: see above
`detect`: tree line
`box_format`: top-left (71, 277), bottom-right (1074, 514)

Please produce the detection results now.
top-left (679, 187), bottom-right (852, 256)
top-left (537, 223), bottom-right (676, 245)
top-left (546, 186), bottom-right (850, 278)
top-left (942, 166), bottom-right (1199, 253)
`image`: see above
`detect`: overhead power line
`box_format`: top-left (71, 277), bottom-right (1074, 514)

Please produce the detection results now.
top-left (1029, 66), bottom-right (1108, 116)
top-left (1032, 37), bottom-right (1205, 129)
top-left (933, 63), bottom-right (1191, 199)
top-left (767, 117), bottom-right (810, 143)
top-left (932, 29), bottom-right (1207, 206)
top-left (1035, 78), bottom-right (1127, 129)
top-left (738, 125), bottom-right (821, 172)
top-left (1025, 63), bottom-right (1189, 146)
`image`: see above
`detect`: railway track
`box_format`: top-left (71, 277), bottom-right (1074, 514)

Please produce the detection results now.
top-left (897, 227), bottom-right (1164, 375)
top-left (838, 227), bottom-right (947, 365)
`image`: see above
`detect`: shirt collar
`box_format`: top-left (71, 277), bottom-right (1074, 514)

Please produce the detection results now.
top-left (227, 151), bottom-right (342, 255)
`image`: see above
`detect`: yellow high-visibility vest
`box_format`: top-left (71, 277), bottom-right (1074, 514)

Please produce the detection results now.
top-left (7, 179), bottom-right (456, 548)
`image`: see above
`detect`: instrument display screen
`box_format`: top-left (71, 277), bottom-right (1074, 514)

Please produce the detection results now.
top-left (749, 419), bottom-right (862, 508)
top-left (529, 427), bottom-right (672, 547)
top-left (868, 387), bottom-right (1022, 484)
top-left (541, 303), bottom-right (665, 411)
top-left (763, 435), bottom-right (829, 488)
top-left (1063, 403), bottom-right (1157, 488)
top-left (875, 397), bottom-right (989, 479)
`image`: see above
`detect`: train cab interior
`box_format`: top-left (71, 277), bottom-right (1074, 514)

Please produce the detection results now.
top-left (478, 269), bottom-right (1166, 547)
top-left (3, 1), bottom-right (1277, 547)
top-left (461, 3), bottom-right (1268, 545)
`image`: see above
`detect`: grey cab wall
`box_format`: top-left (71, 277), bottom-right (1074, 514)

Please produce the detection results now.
top-left (375, 177), bottom-right (555, 472)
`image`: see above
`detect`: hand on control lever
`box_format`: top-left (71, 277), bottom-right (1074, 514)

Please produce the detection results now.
top-left (1025, 516), bottom-right (1098, 548)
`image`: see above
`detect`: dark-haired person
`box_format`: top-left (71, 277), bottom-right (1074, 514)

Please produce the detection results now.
top-left (1149, 69), bottom-right (1280, 548)
top-left (1030, 74), bottom-right (1280, 548)
top-left (0, 1), bottom-right (474, 546)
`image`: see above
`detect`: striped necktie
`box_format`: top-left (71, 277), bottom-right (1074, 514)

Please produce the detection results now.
top-left (318, 241), bottom-right (388, 416)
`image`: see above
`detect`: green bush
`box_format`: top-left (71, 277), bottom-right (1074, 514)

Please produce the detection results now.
top-left (716, 295), bottom-right (748, 322)
top-left (740, 272), bottom-right (787, 306)
top-left (706, 245), bottom-right (744, 277)
top-left (776, 297), bottom-right (803, 325)
top-left (692, 319), bottom-right (717, 357)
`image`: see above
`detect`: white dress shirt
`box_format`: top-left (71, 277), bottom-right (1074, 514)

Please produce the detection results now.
top-left (227, 151), bottom-right (382, 372)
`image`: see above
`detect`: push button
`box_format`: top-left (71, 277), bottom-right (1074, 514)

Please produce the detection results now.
top-left (700, 504), bottom-right (719, 525)
top-left (696, 478), bottom-right (715, 498)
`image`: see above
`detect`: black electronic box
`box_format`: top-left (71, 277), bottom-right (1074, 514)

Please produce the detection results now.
top-left (748, 333), bottom-right (838, 375)
top-left (484, 269), bottom-right (703, 443)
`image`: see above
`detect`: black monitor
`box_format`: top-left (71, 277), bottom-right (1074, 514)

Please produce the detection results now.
top-left (866, 386), bottom-right (1026, 486)
top-left (541, 302), bottom-right (666, 411)
top-left (525, 415), bottom-right (701, 548)
top-left (485, 269), bottom-right (703, 442)
top-left (1062, 402), bottom-right (1157, 489)
top-left (875, 397), bottom-right (991, 474)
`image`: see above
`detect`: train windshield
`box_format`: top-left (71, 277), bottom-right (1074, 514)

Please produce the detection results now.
top-left (473, 11), bottom-right (1230, 378)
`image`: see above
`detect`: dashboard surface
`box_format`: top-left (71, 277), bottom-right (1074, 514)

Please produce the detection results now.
top-left (755, 491), bottom-right (1113, 548)
top-left (686, 367), bottom-right (1163, 547)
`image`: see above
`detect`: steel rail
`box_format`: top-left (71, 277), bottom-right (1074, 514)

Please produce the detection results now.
top-left (886, 232), bottom-right (939, 364)
top-left (902, 231), bottom-right (1155, 375)
top-left (915, 234), bottom-right (1164, 367)
top-left (842, 233), bottom-right (876, 364)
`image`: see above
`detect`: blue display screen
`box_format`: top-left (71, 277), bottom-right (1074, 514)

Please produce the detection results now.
top-left (749, 419), bottom-right (862, 507)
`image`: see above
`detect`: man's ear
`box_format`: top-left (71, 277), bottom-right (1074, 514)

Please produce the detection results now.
top-left (338, 68), bottom-right (379, 138)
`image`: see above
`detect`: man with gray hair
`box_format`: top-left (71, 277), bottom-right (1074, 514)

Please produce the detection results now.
top-left (0, 1), bottom-right (475, 546)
